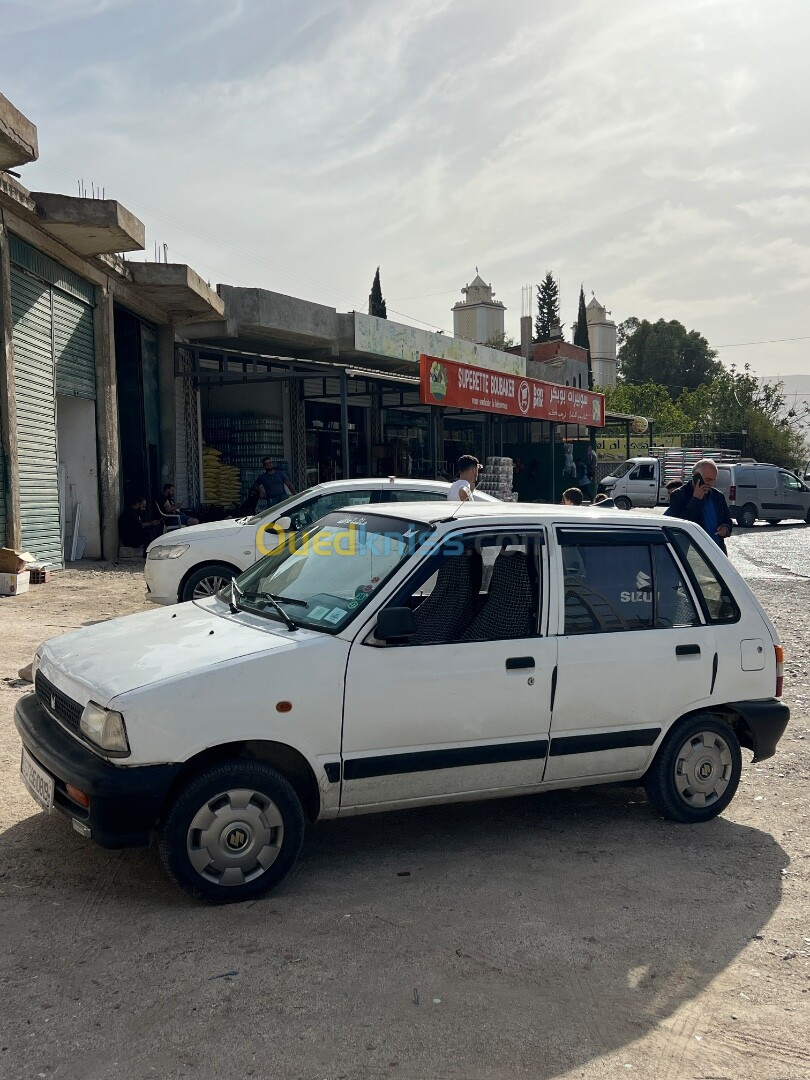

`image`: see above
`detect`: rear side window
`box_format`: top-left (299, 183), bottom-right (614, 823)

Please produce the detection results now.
top-left (383, 489), bottom-right (446, 502)
top-left (559, 530), bottom-right (702, 635)
top-left (667, 529), bottom-right (740, 623)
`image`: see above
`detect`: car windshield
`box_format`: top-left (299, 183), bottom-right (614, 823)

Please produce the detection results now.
top-left (231, 512), bottom-right (433, 632)
top-left (610, 462), bottom-right (633, 479)
top-left (248, 488), bottom-right (311, 525)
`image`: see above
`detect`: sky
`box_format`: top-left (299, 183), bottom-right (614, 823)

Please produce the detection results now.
top-left (3, 0), bottom-right (810, 386)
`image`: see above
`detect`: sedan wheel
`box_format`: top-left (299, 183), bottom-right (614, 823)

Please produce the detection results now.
top-left (180, 563), bottom-right (239, 603)
top-left (159, 760), bottom-right (305, 903)
top-left (644, 715), bottom-right (742, 823)
top-left (193, 574), bottom-right (230, 599)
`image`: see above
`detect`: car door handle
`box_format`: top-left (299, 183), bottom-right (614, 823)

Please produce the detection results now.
top-left (676, 644), bottom-right (701, 656)
top-left (506, 656), bottom-right (534, 670)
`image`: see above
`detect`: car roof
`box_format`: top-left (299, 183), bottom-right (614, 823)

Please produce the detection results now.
top-left (357, 502), bottom-right (681, 528)
top-left (305, 477), bottom-right (452, 493)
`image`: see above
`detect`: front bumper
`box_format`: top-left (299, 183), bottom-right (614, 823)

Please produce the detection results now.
top-left (143, 557), bottom-right (185, 605)
top-left (729, 698), bottom-right (790, 761)
top-left (14, 693), bottom-right (181, 848)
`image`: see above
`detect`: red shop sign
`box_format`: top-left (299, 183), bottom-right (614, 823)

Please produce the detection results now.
top-left (419, 355), bottom-right (605, 427)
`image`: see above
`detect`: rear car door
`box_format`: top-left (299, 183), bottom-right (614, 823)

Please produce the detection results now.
top-left (547, 526), bottom-right (716, 782)
top-left (777, 471), bottom-right (810, 520)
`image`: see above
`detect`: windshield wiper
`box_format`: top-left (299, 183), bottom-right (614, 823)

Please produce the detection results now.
top-left (248, 592), bottom-right (307, 607)
top-left (229, 577), bottom-right (244, 614)
top-left (244, 590), bottom-right (300, 631)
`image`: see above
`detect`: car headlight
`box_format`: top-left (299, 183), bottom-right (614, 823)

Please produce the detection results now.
top-left (147, 543), bottom-right (190, 561)
top-left (80, 702), bottom-right (130, 755)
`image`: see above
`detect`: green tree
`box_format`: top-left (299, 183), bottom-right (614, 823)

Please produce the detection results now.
top-left (368, 267), bottom-right (387, 319)
top-left (680, 365), bottom-right (809, 468)
top-left (484, 331), bottom-right (517, 350)
top-left (618, 317), bottom-right (720, 396)
top-left (534, 271), bottom-right (560, 342)
top-left (573, 284), bottom-right (593, 390)
top-left (598, 382), bottom-right (696, 435)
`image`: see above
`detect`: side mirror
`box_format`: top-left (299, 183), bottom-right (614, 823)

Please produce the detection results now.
top-left (274, 515), bottom-right (292, 531)
top-left (375, 606), bottom-right (417, 642)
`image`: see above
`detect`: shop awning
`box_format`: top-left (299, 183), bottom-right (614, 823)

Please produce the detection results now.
top-left (128, 263), bottom-right (225, 325)
top-left (31, 193), bottom-right (145, 256)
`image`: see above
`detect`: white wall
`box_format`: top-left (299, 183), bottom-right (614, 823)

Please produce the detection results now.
top-left (56, 395), bottom-right (101, 559)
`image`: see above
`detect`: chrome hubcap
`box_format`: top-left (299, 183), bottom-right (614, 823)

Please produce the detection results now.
top-left (674, 730), bottom-right (733, 808)
top-left (187, 788), bottom-right (284, 886)
top-left (193, 575), bottom-right (229, 599)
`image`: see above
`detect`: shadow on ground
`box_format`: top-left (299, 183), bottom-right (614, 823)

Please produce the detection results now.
top-left (0, 784), bottom-right (786, 1080)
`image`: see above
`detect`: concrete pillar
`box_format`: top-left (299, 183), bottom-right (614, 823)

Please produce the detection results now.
top-left (520, 315), bottom-right (532, 360)
top-left (157, 323), bottom-right (176, 487)
top-left (0, 223), bottom-right (21, 548)
top-left (93, 284), bottom-right (120, 559)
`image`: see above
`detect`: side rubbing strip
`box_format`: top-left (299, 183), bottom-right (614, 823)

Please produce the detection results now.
top-left (710, 653), bottom-right (719, 695)
top-left (323, 761), bottom-right (341, 783)
top-left (344, 740), bottom-right (549, 780)
top-left (549, 728), bottom-right (660, 757)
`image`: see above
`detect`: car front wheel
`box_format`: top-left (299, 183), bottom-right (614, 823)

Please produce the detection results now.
top-left (181, 563), bottom-right (239, 603)
top-left (644, 715), bottom-right (742, 823)
top-left (159, 760), bottom-right (305, 903)
top-left (614, 496), bottom-right (632, 511)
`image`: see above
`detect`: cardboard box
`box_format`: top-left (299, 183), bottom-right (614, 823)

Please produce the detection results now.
top-left (0, 571), bottom-right (30, 596)
top-left (0, 548), bottom-right (34, 574)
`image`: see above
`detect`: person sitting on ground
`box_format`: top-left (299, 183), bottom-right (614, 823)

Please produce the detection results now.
top-left (562, 487), bottom-right (583, 506)
top-left (593, 492), bottom-right (616, 508)
top-left (447, 454), bottom-right (483, 501)
top-left (235, 482), bottom-right (263, 518)
top-left (119, 496), bottom-right (161, 556)
top-left (160, 484), bottom-right (199, 526)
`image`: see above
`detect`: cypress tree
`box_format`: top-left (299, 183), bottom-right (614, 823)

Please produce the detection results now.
top-left (369, 267), bottom-right (387, 319)
top-left (574, 285), bottom-right (593, 389)
top-left (534, 271), bottom-right (560, 342)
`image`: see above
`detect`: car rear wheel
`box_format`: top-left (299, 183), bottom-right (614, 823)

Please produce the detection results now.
top-left (159, 760), bottom-right (305, 903)
top-left (181, 563), bottom-right (238, 603)
top-left (614, 496), bottom-right (632, 511)
top-left (644, 715), bottom-right (742, 823)
top-left (737, 504), bottom-right (757, 528)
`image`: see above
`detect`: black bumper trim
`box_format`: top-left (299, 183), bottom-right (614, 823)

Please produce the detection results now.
top-left (726, 699), bottom-right (790, 762)
top-left (14, 693), bottom-right (181, 848)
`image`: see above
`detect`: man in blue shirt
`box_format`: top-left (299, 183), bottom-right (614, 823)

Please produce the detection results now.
top-left (255, 457), bottom-right (296, 507)
top-left (665, 458), bottom-right (733, 553)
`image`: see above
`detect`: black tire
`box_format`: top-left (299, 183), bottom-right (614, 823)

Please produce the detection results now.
top-left (737, 504), bottom-right (757, 528)
top-left (180, 563), bottom-right (238, 603)
top-left (614, 496), bottom-right (632, 511)
top-left (644, 715), bottom-right (742, 823)
top-left (159, 759), bottom-right (305, 904)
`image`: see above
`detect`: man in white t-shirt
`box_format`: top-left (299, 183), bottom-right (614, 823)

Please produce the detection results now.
top-left (447, 454), bottom-right (482, 501)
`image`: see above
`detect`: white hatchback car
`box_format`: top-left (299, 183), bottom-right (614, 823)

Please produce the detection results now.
top-left (18, 504), bottom-right (788, 904)
top-left (144, 476), bottom-right (497, 604)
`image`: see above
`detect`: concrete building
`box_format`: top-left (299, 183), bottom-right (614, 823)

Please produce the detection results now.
top-left (0, 93), bottom-right (222, 565)
top-left (451, 273), bottom-right (505, 344)
top-left (570, 294), bottom-right (617, 387)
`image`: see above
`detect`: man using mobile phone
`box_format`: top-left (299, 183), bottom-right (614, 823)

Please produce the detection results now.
top-left (665, 458), bottom-right (733, 552)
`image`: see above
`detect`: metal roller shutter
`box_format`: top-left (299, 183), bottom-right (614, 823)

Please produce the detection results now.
top-left (53, 289), bottom-right (96, 399)
top-left (0, 441), bottom-right (6, 546)
top-left (10, 267), bottom-right (63, 568)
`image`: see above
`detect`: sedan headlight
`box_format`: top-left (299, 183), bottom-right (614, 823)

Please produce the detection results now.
top-left (147, 543), bottom-right (190, 561)
top-left (80, 702), bottom-right (130, 755)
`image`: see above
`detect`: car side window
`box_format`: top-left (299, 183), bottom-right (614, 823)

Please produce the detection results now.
top-left (653, 546), bottom-right (701, 628)
top-left (383, 489), bottom-right (446, 503)
top-left (384, 531), bottom-right (544, 645)
top-left (637, 464), bottom-right (655, 480)
top-left (562, 540), bottom-right (653, 634)
top-left (667, 529), bottom-right (740, 623)
top-left (289, 490), bottom-right (375, 530)
top-left (779, 472), bottom-right (801, 491)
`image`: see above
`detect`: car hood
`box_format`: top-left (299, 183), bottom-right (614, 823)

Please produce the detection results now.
top-left (152, 517), bottom-right (251, 545)
top-left (38, 600), bottom-right (295, 706)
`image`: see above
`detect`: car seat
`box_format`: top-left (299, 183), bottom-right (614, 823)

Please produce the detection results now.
top-left (411, 549), bottom-right (482, 645)
top-left (459, 549), bottom-right (534, 641)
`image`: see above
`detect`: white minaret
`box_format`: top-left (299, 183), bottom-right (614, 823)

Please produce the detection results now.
top-left (452, 271), bottom-right (506, 344)
top-left (573, 295), bottom-right (617, 386)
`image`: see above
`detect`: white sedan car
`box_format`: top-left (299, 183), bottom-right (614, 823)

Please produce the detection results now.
top-left (144, 477), bottom-right (497, 604)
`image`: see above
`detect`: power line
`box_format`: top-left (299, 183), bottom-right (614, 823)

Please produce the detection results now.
top-left (715, 335), bottom-right (810, 348)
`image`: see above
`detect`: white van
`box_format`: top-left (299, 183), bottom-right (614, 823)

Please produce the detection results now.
top-left (17, 504), bottom-right (789, 903)
top-left (714, 463), bottom-right (810, 527)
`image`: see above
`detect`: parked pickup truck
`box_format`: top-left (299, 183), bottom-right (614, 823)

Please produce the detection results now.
top-left (598, 457), bottom-right (669, 509)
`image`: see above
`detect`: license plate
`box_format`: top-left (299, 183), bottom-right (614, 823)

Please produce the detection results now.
top-left (20, 748), bottom-right (55, 811)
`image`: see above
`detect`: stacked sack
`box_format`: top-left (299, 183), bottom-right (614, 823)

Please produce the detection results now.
top-left (202, 446), bottom-right (242, 505)
top-left (477, 456), bottom-right (518, 501)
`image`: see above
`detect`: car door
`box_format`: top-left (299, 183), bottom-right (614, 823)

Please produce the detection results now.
top-left (777, 471), bottom-right (810, 520)
top-left (340, 528), bottom-right (557, 809)
top-left (547, 526), bottom-right (716, 782)
top-left (626, 463), bottom-right (658, 506)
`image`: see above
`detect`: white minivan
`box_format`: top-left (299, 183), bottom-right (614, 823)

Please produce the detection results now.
top-left (17, 504), bottom-right (789, 903)
top-left (714, 463), bottom-right (810, 527)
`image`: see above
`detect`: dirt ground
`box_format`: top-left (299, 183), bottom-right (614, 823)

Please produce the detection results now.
top-left (0, 557), bottom-right (808, 1080)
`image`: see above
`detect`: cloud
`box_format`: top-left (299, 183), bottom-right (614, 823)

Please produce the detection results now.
top-left (0, 0), bottom-right (133, 36)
